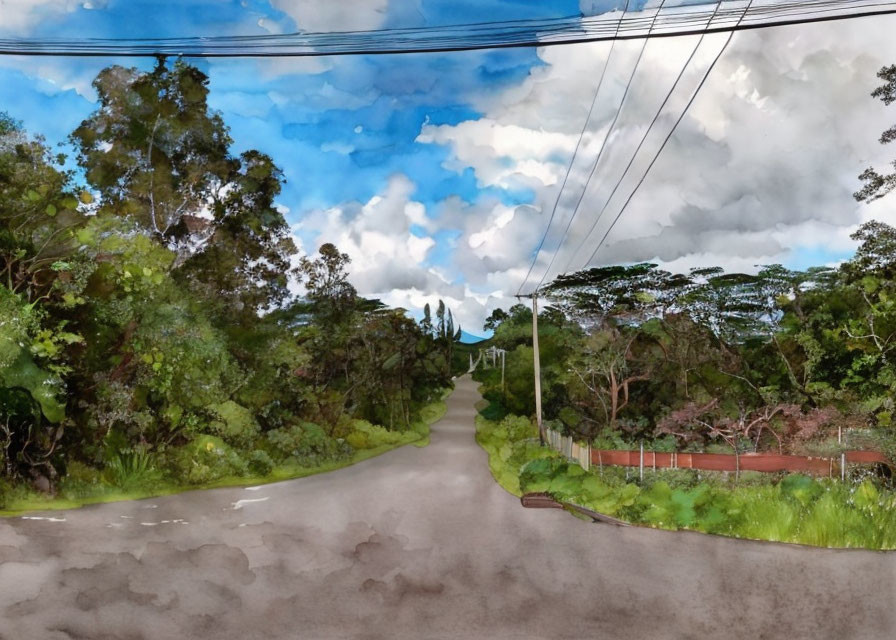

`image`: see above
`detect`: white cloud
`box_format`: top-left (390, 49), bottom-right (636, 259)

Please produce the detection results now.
top-left (417, 18), bottom-right (896, 294)
top-left (0, 0), bottom-right (104, 32)
top-left (294, 174), bottom-right (441, 295)
top-left (291, 175), bottom-right (549, 332)
top-left (418, 120), bottom-right (580, 191)
top-left (269, 0), bottom-right (389, 32)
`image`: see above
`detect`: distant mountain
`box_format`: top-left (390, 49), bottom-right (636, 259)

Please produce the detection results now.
top-left (459, 330), bottom-right (487, 344)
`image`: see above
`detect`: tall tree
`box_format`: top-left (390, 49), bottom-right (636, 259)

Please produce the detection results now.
top-left (855, 64), bottom-right (896, 203)
top-left (71, 59), bottom-right (233, 244)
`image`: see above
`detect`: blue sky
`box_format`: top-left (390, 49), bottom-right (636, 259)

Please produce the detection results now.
top-left (2, 1), bottom-right (895, 332)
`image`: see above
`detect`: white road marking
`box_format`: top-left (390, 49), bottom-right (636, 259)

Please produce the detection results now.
top-left (231, 497), bottom-right (269, 510)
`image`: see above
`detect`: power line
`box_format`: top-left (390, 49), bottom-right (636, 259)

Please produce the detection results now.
top-left (533, 0), bottom-right (691, 293)
top-left (583, 27), bottom-right (740, 268)
top-left (557, 0), bottom-right (733, 278)
top-left (0, 0), bottom-right (893, 57)
top-left (516, 3), bottom-right (630, 298)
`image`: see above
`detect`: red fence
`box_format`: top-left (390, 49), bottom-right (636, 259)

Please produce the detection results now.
top-left (590, 448), bottom-right (892, 476)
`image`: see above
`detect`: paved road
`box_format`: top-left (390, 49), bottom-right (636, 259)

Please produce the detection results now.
top-left (1, 376), bottom-right (894, 639)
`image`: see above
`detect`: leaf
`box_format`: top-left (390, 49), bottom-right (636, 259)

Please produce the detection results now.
top-left (853, 481), bottom-right (879, 512)
top-left (382, 353), bottom-right (401, 371)
top-left (61, 196), bottom-right (79, 210)
top-left (0, 350), bottom-right (65, 423)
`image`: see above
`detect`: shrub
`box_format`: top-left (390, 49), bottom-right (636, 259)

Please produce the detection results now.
top-left (104, 446), bottom-right (164, 490)
top-left (58, 461), bottom-right (104, 499)
top-left (247, 449), bottom-right (275, 477)
top-left (345, 420), bottom-right (407, 451)
top-left (168, 435), bottom-right (249, 485)
top-left (345, 430), bottom-right (370, 450)
top-left (205, 400), bottom-right (261, 449)
top-left (266, 422), bottom-right (349, 466)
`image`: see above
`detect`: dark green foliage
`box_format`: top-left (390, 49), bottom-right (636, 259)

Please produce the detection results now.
top-left (479, 221), bottom-right (896, 461)
top-left (265, 423), bottom-right (349, 466)
top-left (0, 62), bottom-right (452, 493)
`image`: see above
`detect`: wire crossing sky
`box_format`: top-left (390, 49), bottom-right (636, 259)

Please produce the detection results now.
top-left (2, 0), bottom-right (895, 332)
top-left (1, 0), bottom-right (895, 57)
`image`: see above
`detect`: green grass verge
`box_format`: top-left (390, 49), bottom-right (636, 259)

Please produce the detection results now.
top-left (475, 408), bottom-right (896, 550)
top-left (0, 390), bottom-right (451, 517)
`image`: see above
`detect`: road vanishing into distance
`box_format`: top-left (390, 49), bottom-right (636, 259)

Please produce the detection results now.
top-left (1, 376), bottom-right (894, 639)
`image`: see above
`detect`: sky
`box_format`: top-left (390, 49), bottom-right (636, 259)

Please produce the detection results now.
top-left (1, 0), bottom-right (895, 336)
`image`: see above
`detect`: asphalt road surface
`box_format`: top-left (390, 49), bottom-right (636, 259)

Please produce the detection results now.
top-left (1, 376), bottom-right (894, 639)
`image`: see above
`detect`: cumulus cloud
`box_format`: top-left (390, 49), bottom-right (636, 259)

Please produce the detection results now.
top-left (269, 0), bottom-right (389, 32)
top-left (0, 0), bottom-right (103, 33)
top-left (290, 173), bottom-right (548, 332)
top-left (293, 174), bottom-right (440, 295)
top-left (418, 18), bottom-right (896, 294)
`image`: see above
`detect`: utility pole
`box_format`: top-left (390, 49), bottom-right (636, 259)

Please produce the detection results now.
top-left (532, 293), bottom-right (544, 445)
top-left (500, 348), bottom-right (506, 393)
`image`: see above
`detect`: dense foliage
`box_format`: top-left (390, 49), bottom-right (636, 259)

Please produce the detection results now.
top-left (0, 60), bottom-right (458, 505)
top-left (479, 64), bottom-right (896, 466)
top-left (478, 223), bottom-right (896, 463)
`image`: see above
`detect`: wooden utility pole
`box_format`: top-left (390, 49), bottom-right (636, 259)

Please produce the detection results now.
top-left (532, 294), bottom-right (544, 444)
top-left (500, 348), bottom-right (506, 393)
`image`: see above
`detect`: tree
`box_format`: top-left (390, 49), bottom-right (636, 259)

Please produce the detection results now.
top-left (174, 150), bottom-right (297, 316)
top-left (842, 221), bottom-right (896, 283)
top-left (71, 59), bottom-right (298, 316)
top-left (298, 243), bottom-right (357, 321)
top-left (0, 113), bottom-right (87, 305)
top-left (483, 307), bottom-right (508, 332)
top-left (567, 327), bottom-right (654, 435)
top-left (855, 65), bottom-right (896, 203)
top-left (71, 59), bottom-right (233, 246)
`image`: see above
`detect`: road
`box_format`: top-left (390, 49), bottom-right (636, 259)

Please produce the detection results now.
top-left (1, 376), bottom-right (894, 639)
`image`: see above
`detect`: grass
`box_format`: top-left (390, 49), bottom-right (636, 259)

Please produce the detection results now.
top-left (474, 406), bottom-right (896, 550)
top-left (0, 389), bottom-right (451, 517)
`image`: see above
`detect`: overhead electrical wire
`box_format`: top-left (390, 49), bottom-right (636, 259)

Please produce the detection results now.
top-left (581, 13), bottom-right (750, 269)
top-left (516, 0), bottom-right (631, 298)
top-left (530, 0), bottom-right (684, 294)
top-left (552, 0), bottom-right (736, 282)
top-left (0, 0), bottom-right (894, 57)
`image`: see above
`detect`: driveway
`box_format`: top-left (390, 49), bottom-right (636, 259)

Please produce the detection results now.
top-left (1, 376), bottom-right (893, 639)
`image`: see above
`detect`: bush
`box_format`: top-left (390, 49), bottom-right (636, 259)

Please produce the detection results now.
top-left (104, 446), bottom-right (164, 490)
top-left (345, 420), bottom-right (406, 450)
top-left (345, 430), bottom-right (370, 450)
top-left (168, 435), bottom-right (249, 485)
top-left (247, 449), bottom-right (275, 477)
top-left (58, 461), bottom-right (105, 499)
top-left (205, 400), bottom-right (261, 449)
top-left (266, 422), bottom-right (349, 466)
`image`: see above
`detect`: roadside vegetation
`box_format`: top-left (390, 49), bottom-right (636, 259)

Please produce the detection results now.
top-left (474, 213), bottom-right (896, 548)
top-left (476, 411), bottom-right (896, 549)
top-left (0, 59), bottom-right (465, 512)
top-left (476, 218), bottom-right (896, 468)
top-left (474, 212), bottom-right (896, 548)
top-left (472, 60), bottom-right (896, 547)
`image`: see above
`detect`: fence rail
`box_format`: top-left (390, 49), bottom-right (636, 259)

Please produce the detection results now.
top-left (543, 428), bottom-right (892, 478)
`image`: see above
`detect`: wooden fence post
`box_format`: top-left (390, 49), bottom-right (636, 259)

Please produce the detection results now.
top-left (639, 442), bottom-right (644, 482)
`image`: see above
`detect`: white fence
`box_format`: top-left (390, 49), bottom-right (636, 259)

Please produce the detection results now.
top-left (545, 428), bottom-right (590, 471)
